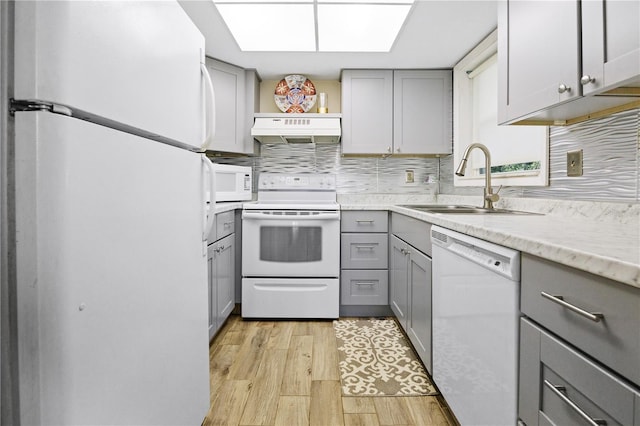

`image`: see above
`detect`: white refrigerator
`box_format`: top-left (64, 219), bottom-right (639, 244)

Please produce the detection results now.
top-left (10, 1), bottom-right (215, 424)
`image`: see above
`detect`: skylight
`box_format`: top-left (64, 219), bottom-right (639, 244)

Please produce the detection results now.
top-left (212, 0), bottom-right (415, 52)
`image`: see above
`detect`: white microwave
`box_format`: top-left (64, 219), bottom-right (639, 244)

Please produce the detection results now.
top-left (213, 164), bottom-right (252, 202)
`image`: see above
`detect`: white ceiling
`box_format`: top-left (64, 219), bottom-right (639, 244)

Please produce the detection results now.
top-left (178, 0), bottom-right (498, 80)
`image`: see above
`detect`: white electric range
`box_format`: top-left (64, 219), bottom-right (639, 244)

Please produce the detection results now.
top-left (241, 173), bottom-right (340, 318)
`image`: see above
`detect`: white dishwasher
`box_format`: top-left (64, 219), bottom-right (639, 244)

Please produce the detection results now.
top-left (431, 226), bottom-right (520, 426)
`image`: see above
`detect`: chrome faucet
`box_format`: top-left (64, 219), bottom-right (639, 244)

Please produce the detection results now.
top-left (455, 143), bottom-right (500, 209)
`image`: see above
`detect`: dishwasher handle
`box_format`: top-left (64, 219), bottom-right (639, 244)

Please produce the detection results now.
top-left (430, 225), bottom-right (520, 281)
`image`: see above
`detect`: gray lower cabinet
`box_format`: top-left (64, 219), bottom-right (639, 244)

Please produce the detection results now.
top-left (214, 234), bottom-right (234, 328)
top-left (207, 244), bottom-right (217, 340)
top-left (519, 318), bottom-right (640, 426)
top-left (521, 253), bottom-right (640, 386)
top-left (390, 236), bottom-right (409, 325)
top-left (519, 253), bottom-right (640, 425)
top-left (208, 210), bottom-right (236, 340)
top-left (341, 270), bottom-right (388, 306)
top-left (390, 213), bottom-right (433, 373)
top-left (340, 211), bottom-right (389, 315)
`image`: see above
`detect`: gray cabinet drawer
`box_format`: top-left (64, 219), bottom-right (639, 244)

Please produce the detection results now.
top-left (519, 318), bottom-right (640, 426)
top-left (214, 210), bottom-right (235, 241)
top-left (341, 233), bottom-right (388, 269)
top-left (341, 211), bottom-right (388, 233)
top-left (521, 253), bottom-right (640, 387)
top-left (341, 270), bottom-right (388, 305)
top-left (391, 212), bottom-right (432, 256)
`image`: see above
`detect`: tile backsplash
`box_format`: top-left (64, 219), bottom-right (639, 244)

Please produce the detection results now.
top-left (440, 108), bottom-right (640, 202)
top-left (214, 144), bottom-right (440, 195)
top-left (214, 108), bottom-right (640, 202)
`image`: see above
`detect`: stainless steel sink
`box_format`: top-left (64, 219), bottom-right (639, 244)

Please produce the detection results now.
top-left (399, 204), bottom-right (541, 215)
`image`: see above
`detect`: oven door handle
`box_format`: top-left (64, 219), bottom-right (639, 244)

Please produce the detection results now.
top-left (242, 211), bottom-right (340, 220)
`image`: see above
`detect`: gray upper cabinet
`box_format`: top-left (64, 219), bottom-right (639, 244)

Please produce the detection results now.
top-left (341, 69), bottom-right (452, 155)
top-left (581, 0), bottom-right (640, 95)
top-left (498, 1), bottom-right (581, 123)
top-left (242, 69), bottom-right (260, 155)
top-left (393, 70), bottom-right (452, 155)
top-left (206, 58), bottom-right (244, 153)
top-left (498, 0), bottom-right (640, 125)
top-left (341, 70), bottom-right (394, 154)
top-left (206, 58), bottom-right (258, 155)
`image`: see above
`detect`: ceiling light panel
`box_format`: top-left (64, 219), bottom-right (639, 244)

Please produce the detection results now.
top-left (320, 0), bottom-right (412, 3)
top-left (317, 3), bottom-right (413, 52)
top-left (214, 2), bottom-right (316, 51)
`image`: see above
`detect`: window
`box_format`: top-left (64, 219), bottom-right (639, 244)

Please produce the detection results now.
top-left (453, 30), bottom-right (548, 187)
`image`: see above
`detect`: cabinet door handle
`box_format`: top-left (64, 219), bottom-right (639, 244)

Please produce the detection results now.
top-left (356, 220), bottom-right (375, 224)
top-left (540, 292), bottom-right (604, 322)
top-left (543, 380), bottom-right (607, 426)
top-left (557, 84), bottom-right (571, 94)
top-left (580, 75), bottom-right (596, 85)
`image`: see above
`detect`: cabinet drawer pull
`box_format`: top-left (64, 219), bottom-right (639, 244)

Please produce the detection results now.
top-left (543, 380), bottom-right (607, 426)
top-left (355, 281), bottom-right (376, 286)
top-left (540, 292), bottom-right (604, 322)
top-left (354, 245), bottom-right (376, 250)
top-left (223, 221), bottom-right (233, 228)
top-left (355, 220), bottom-right (375, 224)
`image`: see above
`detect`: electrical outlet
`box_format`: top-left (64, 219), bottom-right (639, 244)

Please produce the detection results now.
top-left (405, 169), bottom-right (415, 184)
top-left (567, 150), bottom-right (583, 177)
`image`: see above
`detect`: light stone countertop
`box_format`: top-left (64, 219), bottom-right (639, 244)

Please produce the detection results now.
top-left (215, 196), bottom-right (640, 288)
top-left (340, 196), bottom-right (640, 289)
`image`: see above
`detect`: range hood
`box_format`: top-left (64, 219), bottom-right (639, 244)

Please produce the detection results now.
top-left (251, 113), bottom-right (341, 144)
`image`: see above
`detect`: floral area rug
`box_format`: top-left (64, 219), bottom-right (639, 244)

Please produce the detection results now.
top-left (333, 318), bottom-right (438, 396)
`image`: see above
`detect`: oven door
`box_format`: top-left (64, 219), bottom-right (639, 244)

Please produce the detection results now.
top-left (242, 209), bottom-right (340, 277)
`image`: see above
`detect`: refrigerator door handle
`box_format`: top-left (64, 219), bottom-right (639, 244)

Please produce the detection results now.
top-left (201, 63), bottom-right (216, 151)
top-left (202, 155), bottom-right (216, 241)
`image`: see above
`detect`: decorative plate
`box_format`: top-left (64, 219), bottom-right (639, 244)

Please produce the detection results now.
top-left (274, 75), bottom-right (317, 113)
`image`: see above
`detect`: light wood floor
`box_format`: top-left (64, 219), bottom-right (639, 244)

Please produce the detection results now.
top-left (203, 314), bottom-right (455, 426)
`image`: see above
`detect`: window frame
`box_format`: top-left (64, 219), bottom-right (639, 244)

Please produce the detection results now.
top-left (453, 29), bottom-right (549, 187)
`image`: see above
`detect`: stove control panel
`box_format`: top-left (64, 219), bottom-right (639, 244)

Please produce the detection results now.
top-left (259, 173), bottom-right (336, 191)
